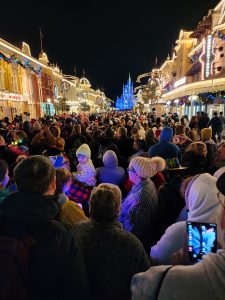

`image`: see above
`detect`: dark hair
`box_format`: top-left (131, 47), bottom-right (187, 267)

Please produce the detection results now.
top-left (90, 183), bottom-right (122, 223)
top-left (0, 159), bottom-right (8, 182)
top-left (135, 139), bottom-right (147, 151)
top-left (55, 168), bottom-right (71, 194)
top-left (14, 155), bottom-right (55, 194)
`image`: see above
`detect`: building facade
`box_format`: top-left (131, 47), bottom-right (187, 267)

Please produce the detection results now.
top-left (136, 0), bottom-right (225, 119)
top-left (0, 38), bottom-right (108, 120)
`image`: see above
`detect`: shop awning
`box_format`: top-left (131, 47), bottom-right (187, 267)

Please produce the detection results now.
top-left (162, 77), bottom-right (225, 100)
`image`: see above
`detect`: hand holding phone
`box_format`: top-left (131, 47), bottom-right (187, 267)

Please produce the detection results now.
top-left (187, 221), bottom-right (217, 262)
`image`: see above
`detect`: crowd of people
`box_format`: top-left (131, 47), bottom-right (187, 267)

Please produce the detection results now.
top-left (0, 109), bottom-right (225, 300)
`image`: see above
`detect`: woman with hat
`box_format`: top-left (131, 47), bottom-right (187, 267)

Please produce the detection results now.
top-left (118, 156), bottom-right (160, 251)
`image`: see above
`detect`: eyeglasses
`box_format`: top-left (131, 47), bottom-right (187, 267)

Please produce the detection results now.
top-left (217, 192), bottom-right (225, 210)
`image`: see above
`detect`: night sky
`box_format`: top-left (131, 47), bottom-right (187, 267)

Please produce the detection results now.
top-left (0, 0), bottom-right (219, 100)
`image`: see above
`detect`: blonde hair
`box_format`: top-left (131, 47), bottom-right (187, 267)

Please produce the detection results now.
top-left (187, 142), bottom-right (207, 156)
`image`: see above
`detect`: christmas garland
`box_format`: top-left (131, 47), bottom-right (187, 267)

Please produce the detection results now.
top-left (188, 52), bottom-right (201, 64)
top-left (217, 31), bottom-right (225, 40)
top-left (0, 52), bottom-right (41, 75)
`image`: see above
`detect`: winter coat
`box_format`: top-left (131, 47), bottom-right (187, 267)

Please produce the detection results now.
top-left (58, 193), bottom-right (88, 228)
top-left (73, 220), bottom-right (150, 300)
top-left (74, 159), bottom-right (96, 186)
top-left (150, 173), bottom-right (223, 265)
top-left (131, 251), bottom-right (225, 300)
top-left (96, 150), bottom-right (126, 186)
top-left (119, 178), bottom-right (158, 251)
top-left (148, 140), bottom-right (181, 163)
top-left (0, 191), bottom-right (90, 300)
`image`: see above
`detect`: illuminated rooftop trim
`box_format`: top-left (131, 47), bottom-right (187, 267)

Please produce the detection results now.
top-left (162, 77), bottom-right (225, 100)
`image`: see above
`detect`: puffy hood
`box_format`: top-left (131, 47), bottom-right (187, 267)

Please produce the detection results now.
top-left (185, 173), bottom-right (224, 246)
top-left (160, 127), bottom-right (173, 142)
top-left (103, 150), bottom-right (118, 168)
top-left (131, 265), bottom-right (172, 300)
top-left (185, 173), bottom-right (222, 223)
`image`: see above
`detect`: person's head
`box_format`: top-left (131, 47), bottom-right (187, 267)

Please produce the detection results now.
top-left (216, 143), bottom-right (225, 161)
top-left (14, 155), bottom-right (56, 195)
top-left (105, 126), bottom-right (114, 138)
top-left (0, 159), bottom-right (9, 187)
top-left (65, 118), bottom-right (72, 125)
top-left (175, 125), bottom-right (185, 135)
top-left (55, 168), bottom-right (72, 194)
top-left (13, 130), bottom-right (27, 143)
top-left (187, 142), bottom-right (207, 157)
top-left (133, 139), bottom-right (147, 152)
top-left (103, 150), bottom-right (118, 168)
top-left (74, 124), bottom-right (81, 134)
top-left (33, 121), bottom-right (41, 131)
top-left (76, 143), bottom-right (91, 164)
top-left (220, 111), bottom-right (223, 116)
top-left (160, 127), bottom-right (173, 142)
top-left (50, 126), bottom-right (60, 138)
top-left (116, 127), bottom-right (127, 139)
top-left (201, 128), bottom-right (212, 142)
top-left (185, 174), bottom-right (222, 230)
top-left (90, 183), bottom-right (122, 223)
top-left (128, 156), bottom-right (165, 184)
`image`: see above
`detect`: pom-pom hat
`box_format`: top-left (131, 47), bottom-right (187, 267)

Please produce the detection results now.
top-left (129, 156), bottom-right (166, 179)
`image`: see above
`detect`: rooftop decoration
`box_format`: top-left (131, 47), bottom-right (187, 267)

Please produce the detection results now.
top-left (0, 51), bottom-right (41, 75)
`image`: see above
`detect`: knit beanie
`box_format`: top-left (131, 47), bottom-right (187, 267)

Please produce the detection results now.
top-left (160, 127), bottom-right (173, 142)
top-left (103, 150), bottom-right (118, 168)
top-left (76, 143), bottom-right (91, 159)
top-left (216, 172), bottom-right (225, 196)
top-left (201, 128), bottom-right (212, 141)
top-left (33, 121), bottom-right (41, 131)
top-left (129, 156), bottom-right (165, 179)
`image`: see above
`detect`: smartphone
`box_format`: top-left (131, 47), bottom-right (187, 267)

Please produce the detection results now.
top-left (187, 221), bottom-right (217, 262)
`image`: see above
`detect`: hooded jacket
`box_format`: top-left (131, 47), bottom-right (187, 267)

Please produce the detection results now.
top-left (0, 191), bottom-right (90, 300)
top-left (97, 150), bottom-right (126, 186)
top-left (148, 128), bottom-right (181, 162)
top-left (131, 251), bottom-right (225, 300)
top-left (150, 173), bottom-right (223, 264)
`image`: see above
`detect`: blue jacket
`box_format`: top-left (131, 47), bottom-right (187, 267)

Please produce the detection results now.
top-left (148, 140), bottom-right (181, 163)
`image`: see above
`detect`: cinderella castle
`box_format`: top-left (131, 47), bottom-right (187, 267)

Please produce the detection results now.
top-left (116, 74), bottom-right (134, 110)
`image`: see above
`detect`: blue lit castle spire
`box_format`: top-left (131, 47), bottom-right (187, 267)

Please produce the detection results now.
top-left (116, 74), bottom-right (134, 110)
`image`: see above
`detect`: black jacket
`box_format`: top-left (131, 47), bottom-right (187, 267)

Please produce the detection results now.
top-left (0, 192), bottom-right (90, 300)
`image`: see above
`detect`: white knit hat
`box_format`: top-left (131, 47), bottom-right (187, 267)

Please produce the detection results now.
top-left (76, 143), bottom-right (91, 159)
top-left (129, 156), bottom-right (165, 178)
